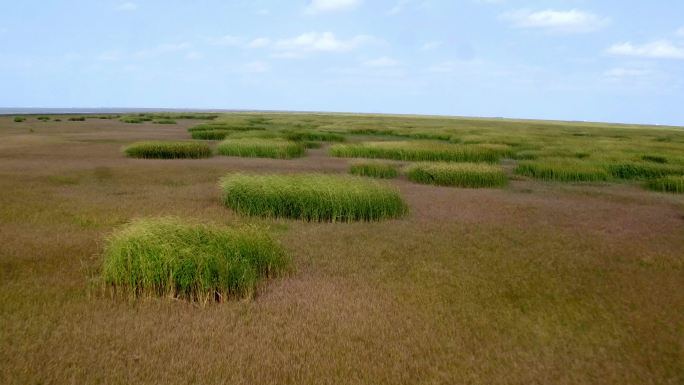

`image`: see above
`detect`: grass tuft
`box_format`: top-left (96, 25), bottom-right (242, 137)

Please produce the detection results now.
top-left (349, 162), bottom-right (399, 179)
top-left (330, 141), bottom-right (508, 163)
top-left (644, 176), bottom-right (684, 194)
top-left (68, 116), bottom-right (86, 121)
top-left (102, 217), bottom-right (289, 301)
top-left (191, 130), bottom-right (232, 140)
top-left (124, 141), bottom-right (212, 159)
top-left (220, 173), bottom-right (408, 222)
top-left (13, 116), bottom-right (26, 122)
top-left (217, 139), bottom-right (305, 159)
top-left (154, 119), bottom-right (177, 125)
top-left (516, 159), bottom-right (609, 182)
top-left (606, 162), bottom-right (684, 180)
top-left (407, 162), bottom-right (507, 188)
top-left (284, 130), bottom-right (346, 142)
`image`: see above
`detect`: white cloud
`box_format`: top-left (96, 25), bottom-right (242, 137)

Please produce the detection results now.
top-left (604, 67), bottom-right (652, 79)
top-left (135, 43), bottom-right (191, 58)
top-left (607, 41), bottom-right (684, 60)
top-left (248, 37), bottom-right (271, 48)
top-left (677, 27), bottom-right (684, 38)
top-left (421, 41), bottom-right (443, 51)
top-left (116, 2), bottom-right (138, 11)
top-left (388, 0), bottom-right (410, 15)
top-left (362, 57), bottom-right (400, 67)
top-left (274, 32), bottom-right (374, 56)
top-left (502, 9), bottom-right (608, 33)
top-left (243, 61), bottom-right (270, 73)
top-left (306, 0), bottom-right (361, 14)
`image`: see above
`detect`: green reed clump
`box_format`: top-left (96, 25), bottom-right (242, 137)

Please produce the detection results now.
top-left (124, 141), bottom-right (212, 159)
top-left (516, 159), bottom-right (609, 182)
top-left (37, 116), bottom-right (51, 121)
top-left (349, 162), bottom-right (399, 179)
top-left (284, 130), bottom-right (346, 142)
top-left (644, 176), bottom-right (684, 194)
top-left (102, 217), bottom-right (289, 302)
top-left (607, 162), bottom-right (684, 180)
top-left (220, 173), bottom-right (408, 222)
top-left (188, 123), bottom-right (265, 133)
top-left (641, 154), bottom-right (668, 164)
top-left (154, 119), bottom-right (177, 124)
top-left (407, 162), bottom-right (507, 188)
top-left (217, 139), bottom-right (305, 159)
top-left (329, 141), bottom-right (508, 163)
top-left (191, 130), bottom-right (232, 140)
top-left (68, 116), bottom-right (86, 121)
top-left (13, 117), bottom-right (26, 122)
top-left (120, 117), bottom-right (144, 124)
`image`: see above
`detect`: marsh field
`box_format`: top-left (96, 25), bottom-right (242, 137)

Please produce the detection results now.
top-left (1, 112), bottom-right (683, 385)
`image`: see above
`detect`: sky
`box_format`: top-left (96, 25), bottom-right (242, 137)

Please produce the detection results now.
top-left (1, 1), bottom-right (684, 126)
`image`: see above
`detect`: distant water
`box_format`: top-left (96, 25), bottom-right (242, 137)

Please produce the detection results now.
top-left (0, 108), bottom-right (252, 115)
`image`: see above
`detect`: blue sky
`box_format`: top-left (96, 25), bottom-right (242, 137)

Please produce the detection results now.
top-left (1, 1), bottom-right (684, 125)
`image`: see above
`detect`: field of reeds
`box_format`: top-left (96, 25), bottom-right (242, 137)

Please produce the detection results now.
top-left (124, 141), bottom-right (212, 159)
top-left (1, 111), bottom-right (683, 385)
top-left (220, 173), bottom-right (408, 221)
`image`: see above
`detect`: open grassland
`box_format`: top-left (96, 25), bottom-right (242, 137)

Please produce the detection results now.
top-left (329, 141), bottom-right (509, 163)
top-left (407, 162), bottom-right (508, 188)
top-left (103, 217), bottom-right (289, 301)
top-left (0, 112), bottom-right (683, 385)
top-left (217, 138), bottom-right (305, 159)
top-left (124, 141), bottom-right (212, 159)
top-left (220, 173), bottom-right (407, 221)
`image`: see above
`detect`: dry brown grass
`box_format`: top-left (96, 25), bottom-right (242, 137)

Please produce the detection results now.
top-left (0, 115), bottom-right (683, 385)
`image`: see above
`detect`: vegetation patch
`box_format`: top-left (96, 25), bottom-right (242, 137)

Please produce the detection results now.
top-left (120, 117), bottom-right (145, 124)
top-left (330, 141), bottom-right (508, 163)
top-left (606, 162), bottom-right (684, 180)
top-left (407, 162), bottom-right (507, 188)
top-left (284, 130), bottom-right (346, 142)
top-left (188, 123), bottom-right (265, 133)
top-left (68, 116), bottom-right (86, 121)
top-left (217, 139), bottom-right (304, 159)
top-left (154, 119), bottom-right (177, 125)
top-left (644, 176), bottom-right (684, 194)
top-left (124, 141), bottom-right (212, 159)
top-left (13, 116), bottom-right (26, 122)
top-left (641, 154), bottom-right (667, 164)
top-left (349, 162), bottom-right (399, 179)
top-left (191, 130), bottom-right (232, 140)
top-left (102, 217), bottom-right (289, 301)
top-left (37, 116), bottom-right (51, 121)
top-left (220, 173), bottom-right (408, 222)
top-left (516, 159), bottom-right (610, 182)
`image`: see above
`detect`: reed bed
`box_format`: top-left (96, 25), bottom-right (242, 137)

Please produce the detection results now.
top-left (407, 162), bottom-right (507, 188)
top-left (101, 217), bottom-right (289, 301)
top-left (329, 141), bottom-right (508, 163)
top-left (217, 139), bottom-right (305, 159)
top-left (349, 162), bottom-right (399, 179)
top-left (124, 141), bottom-right (212, 159)
top-left (516, 159), bottom-right (610, 182)
top-left (644, 176), bottom-right (684, 193)
top-left (285, 130), bottom-right (346, 142)
top-left (219, 173), bottom-right (408, 222)
top-left (191, 130), bottom-right (232, 140)
top-left (188, 123), bottom-right (265, 133)
top-left (606, 161), bottom-right (684, 180)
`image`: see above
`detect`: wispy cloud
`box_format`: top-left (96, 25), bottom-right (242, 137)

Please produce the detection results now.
top-left (116, 2), bottom-right (138, 12)
top-left (604, 67), bottom-right (652, 79)
top-left (362, 57), bottom-right (400, 67)
top-left (273, 32), bottom-right (376, 57)
top-left (502, 9), bottom-right (608, 33)
top-left (305, 0), bottom-right (362, 14)
top-left (607, 41), bottom-right (684, 60)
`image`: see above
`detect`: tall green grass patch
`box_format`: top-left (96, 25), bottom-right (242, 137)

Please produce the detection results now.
top-left (102, 217), bottom-right (289, 301)
top-left (644, 176), bottom-right (684, 194)
top-left (284, 130), bottom-right (346, 142)
top-left (154, 119), bottom-right (177, 124)
top-left (191, 130), bottom-right (232, 140)
top-left (606, 161), bottom-right (684, 180)
top-left (217, 139), bottom-right (304, 159)
top-left (220, 174), bottom-right (408, 222)
top-left (330, 141), bottom-right (508, 163)
top-left (124, 141), bottom-right (212, 159)
top-left (407, 162), bottom-right (507, 188)
top-left (188, 123), bottom-right (265, 133)
top-left (349, 162), bottom-right (399, 179)
top-left (68, 116), bottom-right (86, 121)
top-left (13, 117), bottom-right (25, 122)
top-left (516, 159), bottom-right (609, 182)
